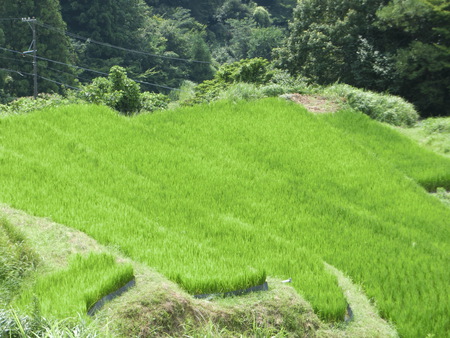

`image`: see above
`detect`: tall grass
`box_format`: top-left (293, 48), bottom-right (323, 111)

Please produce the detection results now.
top-left (0, 218), bottom-right (38, 307)
top-left (0, 99), bottom-right (449, 336)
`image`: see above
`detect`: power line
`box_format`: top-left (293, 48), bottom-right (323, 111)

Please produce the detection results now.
top-left (35, 55), bottom-right (180, 91)
top-left (0, 67), bottom-right (30, 76)
top-left (0, 18), bottom-right (23, 21)
top-left (1, 45), bottom-right (180, 91)
top-left (36, 21), bottom-right (211, 64)
top-left (44, 65), bottom-right (91, 82)
top-left (37, 75), bottom-right (80, 90)
top-left (0, 55), bottom-right (30, 64)
top-left (0, 67), bottom-right (80, 90)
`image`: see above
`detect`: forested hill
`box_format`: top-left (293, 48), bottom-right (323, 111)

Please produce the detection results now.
top-left (0, 0), bottom-right (449, 116)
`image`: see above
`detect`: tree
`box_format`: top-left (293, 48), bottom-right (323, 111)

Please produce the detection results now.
top-left (0, 0), bottom-right (74, 99)
top-left (60, 0), bottom-right (146, 76)
top-left (79, 66), bottom-right (141, 114)
top-left (144, 0), bottom-right (229, 25)
top-left (137, 8), bottom-right (214, 89)
top-left (279, 0), bottom-right (450, 116)
top-left (279, 0), bottom-right (390, 88)
top-left (376, 0), bottom-right (450, 116)
top-left (253, 0), bottom-right (297, 26)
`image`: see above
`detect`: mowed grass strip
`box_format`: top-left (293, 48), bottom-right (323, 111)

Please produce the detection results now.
top-left (0, 99), bottom-right (449, 336)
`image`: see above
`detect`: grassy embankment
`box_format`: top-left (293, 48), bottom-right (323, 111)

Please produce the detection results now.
top-left (1, 205), bottom-right (397, 337)
top-left (0, 216), bottom-right (134, 323)
top-left (0, 98), bottom-right (449, 336)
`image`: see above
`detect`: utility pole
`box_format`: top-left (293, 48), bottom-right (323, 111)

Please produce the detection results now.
top-left (22, 17), bottom-right (38, 99)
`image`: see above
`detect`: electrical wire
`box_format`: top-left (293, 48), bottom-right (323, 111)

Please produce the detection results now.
top-left (0, 18), bottom-right (23, 21)
top-left (1, 45), bottom-right (180, 91)
top-left (44, 65), bottom-right (91, 82)
top-left (36, 55), bottom-right (179, 91)
top-left (0, 67), bottom-right (32, 77)
top-left (0, 55), bottom-right (30, 64)
top-left (37, 75), bottom-right (80, 90)
top-left (0, 66), bottom-right (80, 90)
top-left (36, 21), bottom-right (211, 64)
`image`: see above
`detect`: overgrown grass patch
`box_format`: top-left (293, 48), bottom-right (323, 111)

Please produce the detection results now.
top-left (319, 84), bottom-right (419, 126)
top-left (396, 117), bottom-right (450, 158)
top-left (0, 218), bottom-right (38, 307)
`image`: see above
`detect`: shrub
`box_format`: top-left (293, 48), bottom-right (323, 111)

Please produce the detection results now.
top-left (217, 83), bottom-right (263, 102)
top-left (0, 93), bottom-right (81, 116)
top-left (259, 84), bottom-right (286, 97)
top-left (216, 58), bottom-right (273, 85)
top-left (422, 118), bottom-right (450, 134)
top-left (322, 84), bottom-right (419, 127)
top-left (140, 92), bottom-right (169, 113)
top-left (108, 66), bottom-right (142, 114)
top-left (191, 58), bottom-right (274, 104)
top-left (79, 66), bottom-right (142, 115)
top-left (268, 69), bottom-right (312, 94)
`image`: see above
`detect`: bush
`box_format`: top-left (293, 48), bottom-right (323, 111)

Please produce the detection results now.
top-left (322, 84), bottom-right (419, 127)
top-left (260, 84), bottom-right (286, 97)
top-left (0, 93), bottom-right (82, 116)
top-left (78, 66), bottom-right (172, 115)
top-left (422, 118), bottom-right (450, 134)
top-left (191, 58), bottom-right (275, 104)
top-left (79, 66), bottom-right (142, 115)
top-left (217, 83), bottom-right (263, 102)
top-left (216, 58), bottom-right (273, 85)
top-left (140, 92), bottom-right (169, 113)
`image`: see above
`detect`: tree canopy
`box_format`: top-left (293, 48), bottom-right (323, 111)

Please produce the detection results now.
top-left (1, 0), bottom-right (448, 116)
top-left (0, 0), bottom-right (73, 99)
top-left (279, 0), bottom-right (450, 116)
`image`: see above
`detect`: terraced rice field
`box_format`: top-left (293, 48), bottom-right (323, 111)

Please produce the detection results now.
top-left (0, 99), bottom-right (449, 336)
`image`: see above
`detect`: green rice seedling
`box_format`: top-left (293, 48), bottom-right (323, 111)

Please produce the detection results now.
top-left (0, 99), bottom-right (449, 336)
top-left (320, 110), bottom-right (450, 190)
top-left (13, 253), bottom-right (133, 319)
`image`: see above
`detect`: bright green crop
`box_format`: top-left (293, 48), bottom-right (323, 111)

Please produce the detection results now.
top-left (0, 99), bottom-right (449, 335)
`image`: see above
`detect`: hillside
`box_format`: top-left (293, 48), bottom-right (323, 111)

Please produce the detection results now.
top-left (0, 99), bottom-right (449, 336)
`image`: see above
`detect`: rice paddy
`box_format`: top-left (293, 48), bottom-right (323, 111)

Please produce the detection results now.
top-left (13, 253), bottom-right (134, 319)
top-left (0, 98), bottom-right (449, 336)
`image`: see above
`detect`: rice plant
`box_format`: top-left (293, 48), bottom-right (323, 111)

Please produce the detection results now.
top-left (13, 253), bottom-right (134, 319)
top-left (0, 99), bottom-right (449, 336)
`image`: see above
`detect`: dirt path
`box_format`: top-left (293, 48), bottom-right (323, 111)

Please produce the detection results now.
top-left (281, 93), bottom-right (342, 113)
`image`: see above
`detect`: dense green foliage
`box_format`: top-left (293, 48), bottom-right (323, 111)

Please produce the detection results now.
top-left (376, 0), bottom-right (450, 117)
top-left (320, 84), bottom-right (419, 127)
top-left (190, 58), bottom-right (273, 104)
top-left (0, 0), bottom-right (74, 99)
top-left (0, 100), bottom-right (449, 336)
top-left (1, 0), bottom-right (448, 117)
top-left (280, 0), bottom-right (450, 116)
top-left (77, 66), bottom-right (169, 114)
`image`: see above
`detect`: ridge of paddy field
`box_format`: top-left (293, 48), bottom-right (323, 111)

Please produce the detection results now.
top-left (0, 98), bottom-right (449, 336)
